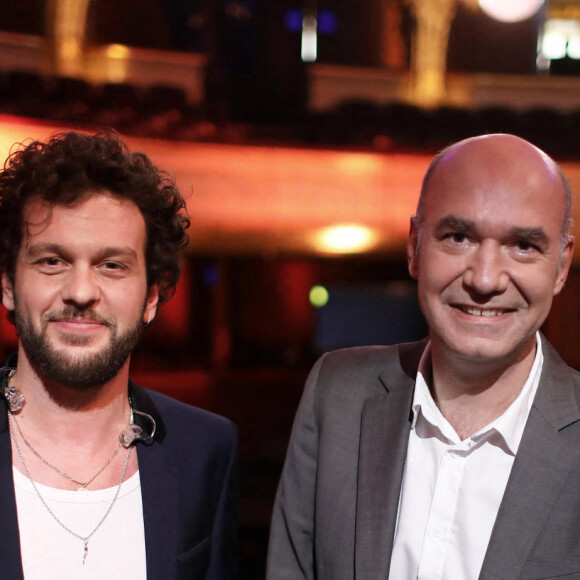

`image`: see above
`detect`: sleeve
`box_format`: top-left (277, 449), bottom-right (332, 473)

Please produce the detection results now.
top-left (207, 420), bottom-right (240, 580)
top-left (266, 355), bottom-right (326, 580)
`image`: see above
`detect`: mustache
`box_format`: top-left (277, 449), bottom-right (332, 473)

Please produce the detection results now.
top-left (43, 306), bottom-right (115, 328)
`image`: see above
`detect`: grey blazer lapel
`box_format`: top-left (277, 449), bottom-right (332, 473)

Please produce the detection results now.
top-left (355, 342), bottom-right (422, 580)
top-left (479, 338), bottom-right (580, 580)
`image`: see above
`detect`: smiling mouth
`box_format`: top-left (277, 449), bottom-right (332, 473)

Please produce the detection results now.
top-left (50, 319), bottom-right (108, 335)
top-left (55, 318), bottom-right (102, 325)
top-left (459, 306), bottom-right (510, 317)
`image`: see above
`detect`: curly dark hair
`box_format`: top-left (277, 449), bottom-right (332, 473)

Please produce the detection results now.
top-left (0, 130), bottom-right (190, 305)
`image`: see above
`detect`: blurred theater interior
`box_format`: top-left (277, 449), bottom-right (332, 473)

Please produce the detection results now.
top-left (2, 1), bottom-right (580, 576)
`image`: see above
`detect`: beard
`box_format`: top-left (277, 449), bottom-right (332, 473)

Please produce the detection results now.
top-left (13, 301), bottom-right (146, 390)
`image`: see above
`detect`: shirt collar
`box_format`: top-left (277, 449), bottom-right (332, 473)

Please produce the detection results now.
top-left (412, 333), bottom-right (543, 454)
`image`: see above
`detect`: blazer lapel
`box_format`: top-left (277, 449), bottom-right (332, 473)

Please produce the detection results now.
top-left (138, 440), bottom-right (180, 580)
top-left (0, 431), bottom-right (24, 579)
top-left (354, 344), bottom-right (420, 580)
top-left (0, 368), bottom-right (24, 579)
top-left (131, 384), bottom-right (180, 580)
top-left (479, 338), bottom-right (580, 580)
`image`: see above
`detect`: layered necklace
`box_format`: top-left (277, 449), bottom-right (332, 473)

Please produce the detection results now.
top-left (5, 370), bottom-right (135, 565)
top-left (11, 411), bottom-right (124, 490)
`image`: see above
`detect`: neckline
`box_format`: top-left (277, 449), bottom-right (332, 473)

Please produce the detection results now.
top-left (12, 466), bottom-right (141, 502)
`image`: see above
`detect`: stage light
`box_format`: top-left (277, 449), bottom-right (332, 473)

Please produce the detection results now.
top-left (478, 0), bottom-right (544, 23)
top-left (312, 224), bottom-right (378, 254)
top-left (301, 14), bottom-right (317, 62)
top-left (309, 285), bottom-right (329, 308)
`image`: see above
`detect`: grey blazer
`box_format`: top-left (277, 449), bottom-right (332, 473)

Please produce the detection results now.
top-left (266, 336), bottom-right (580, 580)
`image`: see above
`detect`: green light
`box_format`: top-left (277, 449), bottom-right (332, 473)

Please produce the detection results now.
top-left (310, 285), bottom-right (329, 308)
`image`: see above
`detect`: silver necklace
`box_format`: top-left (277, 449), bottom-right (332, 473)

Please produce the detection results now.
top-left (8, 412), bottom-right (132, 565)
top-left (5, 371), bottom-right (129, 490)
top-left (10, 412), bottom-right (123, 490)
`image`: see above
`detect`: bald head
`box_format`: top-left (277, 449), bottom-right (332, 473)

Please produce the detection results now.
top-left (407, 133), bottom-right (575, 383)
top-left (414, 134), bottom-right (572, 252)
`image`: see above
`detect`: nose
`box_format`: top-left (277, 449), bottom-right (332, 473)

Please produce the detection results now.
top-left (463, 240), bottom-right (509, 297)
top-left (61, 265), bottom-right (101, 308)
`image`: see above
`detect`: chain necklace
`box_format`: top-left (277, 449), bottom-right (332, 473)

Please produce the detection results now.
top-left (10, 412), bottom-right (123, 490)
top-left (8, 412), bottom-right (132, 565)
top-left (5, 370), bottom-right (133, 490)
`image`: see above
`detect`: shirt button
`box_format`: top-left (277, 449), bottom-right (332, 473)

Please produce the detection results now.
top-left (433, 528), bottom-right (442, 538)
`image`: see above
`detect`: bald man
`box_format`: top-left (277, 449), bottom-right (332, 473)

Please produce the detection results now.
top-left (266, 134), bottom-right (580, 580)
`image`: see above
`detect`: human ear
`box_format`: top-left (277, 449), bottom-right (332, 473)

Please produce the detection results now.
top-left (408, 216), bottom-right (420, 280)
top-left (143, 283), bottom-right (160, 325)
top-left (554, 236), bottom-right (575, 296)
top-left (1, 272), bottom-right (14, 311)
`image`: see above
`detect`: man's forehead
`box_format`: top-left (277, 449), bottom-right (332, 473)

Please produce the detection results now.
top-left (22, 194), bottom-right (141, 227)
top-left (19, 194), bottom-right (146, 250)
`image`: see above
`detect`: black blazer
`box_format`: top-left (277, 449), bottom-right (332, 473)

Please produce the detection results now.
top-left (0, 368), bottom-right (239, 580)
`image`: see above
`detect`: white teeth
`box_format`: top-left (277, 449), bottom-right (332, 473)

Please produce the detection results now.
top-left (463, 306), bottom-right (504, 317)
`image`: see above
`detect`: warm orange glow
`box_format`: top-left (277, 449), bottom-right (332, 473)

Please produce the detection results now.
top-left (0, 121), bottom-right (57, 166)
top-left (1, 115), bottom-right (578, 259)
top-left (106, 44), bottom-right (131, 59)
top-left (332, 153), bottom-right (384, 175)
top-left (47, 0), bottom-right (91, 77)
top-left (311, 224), bottom-right (379, 254)
top-left (96, 44), bottom-right (131, 82)
top-left (0, 117), bottom-right (426, 255)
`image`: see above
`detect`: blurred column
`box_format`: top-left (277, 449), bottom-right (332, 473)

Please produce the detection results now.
top-left (380, 0), bottom-right (407, 69)
top-left (408, 0), bottom-right (457, 107)
top-left (46, 0), bottom-right (91, 77)
top-left (211, 260), bottom-right (231, 371)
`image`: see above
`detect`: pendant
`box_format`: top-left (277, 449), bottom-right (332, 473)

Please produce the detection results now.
top-left (83, 540), bottom-right (88, 565)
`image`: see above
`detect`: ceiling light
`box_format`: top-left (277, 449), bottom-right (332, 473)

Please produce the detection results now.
top-left (312, 224), bottom-right (378, 254)
top-left (478, 0), bottom-right (544, 23)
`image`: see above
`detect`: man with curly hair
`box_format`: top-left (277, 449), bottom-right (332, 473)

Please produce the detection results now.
top-left (0, 131), bottom-right (238, 579)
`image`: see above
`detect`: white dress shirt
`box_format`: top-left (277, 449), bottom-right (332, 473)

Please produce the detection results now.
top-left (389, 333), bottom-right (543, 580)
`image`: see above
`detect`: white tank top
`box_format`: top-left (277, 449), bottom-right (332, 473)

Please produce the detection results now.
top-left (13, 467), bottom-right (147, 579)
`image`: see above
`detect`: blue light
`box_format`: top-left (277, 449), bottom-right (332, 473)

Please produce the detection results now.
top-left (318, 11), bottom-right (337, 35)
top-left (203, 265), bottom-right (219, 288)
top-left (285, 9), bottom-right (303, 32)
top-left (284, 8), bottom-right (337, 35)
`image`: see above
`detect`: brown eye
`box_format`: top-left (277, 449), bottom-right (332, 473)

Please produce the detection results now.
top-left (450, 233), bottom-right (467, 243)
top-left (516, 241), bottom-right (536, 252)
top-left (37, 257), bottom-right (62, 267)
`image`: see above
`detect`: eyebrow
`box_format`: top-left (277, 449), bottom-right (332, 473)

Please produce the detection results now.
top-left (509, 226), bottom-right (549, 246)
top-left (435, 215), bottom-right (475, 233)
top-left (435, 215), bottom-right (550, 247)
top-left (25, 243), bottom-right (139, 262)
